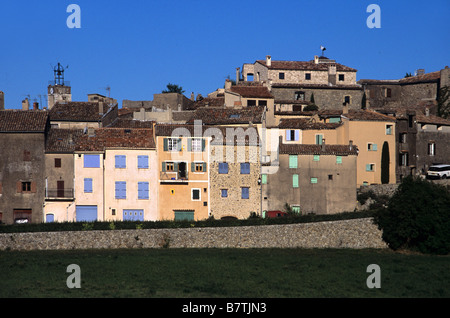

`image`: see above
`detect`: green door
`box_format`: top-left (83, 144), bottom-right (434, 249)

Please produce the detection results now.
top-left (174, 210), bottom-right (194, 221)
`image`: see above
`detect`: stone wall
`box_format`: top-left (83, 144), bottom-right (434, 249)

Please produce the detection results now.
top-left (0, 218), bottom-right (387, 251)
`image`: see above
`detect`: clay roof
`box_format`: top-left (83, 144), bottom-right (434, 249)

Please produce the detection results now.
top-left (187, 106), bottom-right (265, 125)
top-left (45, 128), bottom-right (84, 153)
top-left (75, 128), bottom-right (155, 151)
top-left (271, 83), bottom-right (362, 90)
top-left (49, 102), bottom-right (113, 122)
top-left (279, 143), bottom-right (358, 156)
top-left (108, 118), bottom-right (155, 128)
top-left (318, 109), bottom-right (396, 122)
top-left (256, 59), bottom-right (357, 72)
top-left (359, 70), bottom-right (441, 85)
top-left (279, 118), bottom-right (342, 130)
top-left (229, 85), bottom-right (274, 98)
top-left (190, 97), bottom-right (225, 109)
top-left (0, 110), bottom-right (49, 132)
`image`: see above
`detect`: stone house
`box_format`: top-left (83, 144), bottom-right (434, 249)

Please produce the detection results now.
top-left (263, 141), bottom-right (358, 215)
top-left (0, 110), bottom-right (49, 224)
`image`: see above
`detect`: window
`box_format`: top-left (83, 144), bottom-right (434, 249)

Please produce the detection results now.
top-left (286, 130), bottom-right (299, 141)
top-left (261, 174), bottom-right (267, 184)
top-left (339, 74), bottom-right (345, 81)
top-left (54, 158), bottom-right (61, 168)
top-left (137, 155), bottom-right (149, 169)
top-left (295, 91), bottom-right (305, 100)
top-left (247, 100), bottom-right (257, 106)
top-left (279, 72), bottom-right (285, 80)
top-left (289, 155), bottom-right (298, 168)
top-left (313, 155), bottom-right (320, 161)
top-left (336, 156), bottom-right (342, 164)
top-left (400, 133), bottom-right (407, 143)
top-left (315, 134), bottom-right (323, 145)
top-left (84, 155), bottom-right (100, 168)
top-left (221, 189), bottom-right (228, 198)
top-left (400, 153), bottom-right (408, 166)
top-left (310, 178), bottom-right (318, 184)
top-left (428, 143), bottom-right (435, 156)
top-left (115, 181), bottom-right (126, 199)
top-left (366, 164), bottom-right (375, 172)
top-left (192, 162), bottom-right (207, 172)
top-left (84, 178), bottom-right (93, 193)
top-left (164, 138), bottom-right (181, 151)
top-left (189, 138), bottom-right (205, 152)
top-left (368, 143), bottom-right (378, 151)
top-left (22, 182), bottom-right (31, 192)
top-left (292, 174), bottom-right (299, 188)
top-left (138, 182), bottom-right (149, 199)
top-left (328, 174), bottom-right (333, 180)
top-left (115, 155), bottom-right (126, 168)
top-left (385, 88), bottom-right (392, 98)
top-left (192, 188), bottom-right (201, 201)
top-left (305, 73), bottom-right (311, 80)
top-left (408, 115), bottom-right (414, 128)
top-left (162, 162), bottom-right (175, 172)
top-left (344, 96), bottom-right (350, 105)
top-left (259, 100), bottom-right (267, 107)
top-left (219, 163), bottom-right (228, 174)
top-left (291, 206), bottom-right (301, 214)
top-left (240, 163), bottom-right (250, 174)
top-left (386, 125), bottom-right (393, 135)
top-left (241, 187), bottom-right (249, 199)
top-left (23, 150), bottom-right (31, 161)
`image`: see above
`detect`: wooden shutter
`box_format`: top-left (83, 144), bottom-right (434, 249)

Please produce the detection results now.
top-left (17, 181), bottom-right (22, 193)
top-left (163, 138), bottom-right (168, 151)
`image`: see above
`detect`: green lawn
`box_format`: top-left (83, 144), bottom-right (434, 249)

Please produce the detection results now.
top-left (0, 248), bottom-right (448, 298)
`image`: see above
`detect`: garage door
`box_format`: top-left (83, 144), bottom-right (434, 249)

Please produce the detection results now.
top-left (76, 205), bottom-right (98, 222)
top-left (174, 210), bottom-right (194, 221)
top-left (123, 209), bottom-right (144, 221)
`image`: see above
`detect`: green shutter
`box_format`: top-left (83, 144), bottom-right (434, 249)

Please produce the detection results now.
top-left (191, 162), bottom-right (195, 172)
top-left (261, 174), bottom-right (267, 184)
top-left (336, 156), bottom-right (342, 164)
top-left (311, 177), bottom-right (318, 184)
top-left (292, 174), bottom-right (299, 188)
top-left (162, 162), bottom-right (166, 172)
top-left (202, 162), bottom-right (207, 172)
top-left (202, 139), bottom-right (206, 151)
top-left (313, 155), bottom-right (320, 161)
top-left (289, 155), bottom-right (298, 168)
top-left (163, 138), bottom-right (168, 151)
top-left (177, 138), bottom-right (182, 151)
top-left (187, 139), bottom-right (192, 152)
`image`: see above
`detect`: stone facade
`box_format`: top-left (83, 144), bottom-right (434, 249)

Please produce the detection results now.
top-left (0, 218), bottom-right (387, 251)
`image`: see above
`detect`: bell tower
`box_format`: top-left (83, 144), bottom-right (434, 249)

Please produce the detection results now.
top-left (48, 63), bottom-right (72, 109)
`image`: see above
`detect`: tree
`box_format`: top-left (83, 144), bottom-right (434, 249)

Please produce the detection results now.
top-left (437, 86), bottom-right (450, 119)
top-left (380, 141), bottom-right (390, 184)
top-left (303, 104), bottom-right (319, 111)
top-left (404, 72), bottom-right (413, 78)
top-left (373, 176), bottom-right (450, 254)
top-left (310, 93), bottom-right (315, 104)
top-left (162, 83), bottom-right (185, 94)
top-left (361, 92), bottom-right (367, 109)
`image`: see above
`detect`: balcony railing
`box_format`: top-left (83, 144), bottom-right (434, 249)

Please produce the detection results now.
top-left (45, 188), bottom-right (74, 199)
top-left (160, 171), bottom-right (189, 182)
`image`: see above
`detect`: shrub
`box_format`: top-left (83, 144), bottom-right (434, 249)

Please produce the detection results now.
top-left (373, 176), bottom-right (450, 254)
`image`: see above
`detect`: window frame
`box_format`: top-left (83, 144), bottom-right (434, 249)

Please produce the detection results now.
top-left (191, 188), bottom-right (201, 201)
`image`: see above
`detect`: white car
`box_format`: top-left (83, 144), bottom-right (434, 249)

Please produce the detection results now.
top-left (426, 164), bottom-right (450, 179)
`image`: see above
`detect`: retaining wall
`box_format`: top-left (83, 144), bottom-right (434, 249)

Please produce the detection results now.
top-left (0, 218), bottom-right (387, 251)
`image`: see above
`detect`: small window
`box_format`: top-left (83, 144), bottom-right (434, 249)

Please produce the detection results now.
top-left (400, 153), bottom-right (408, 166)
top-left (336, 156), bottom-right (342, 164)
top-left (163, 162), bottom-right (175, 172)
top-left (366, 164), bottom-right (375, 172)
top-left (339, 74), bottom-right (345, 81)
top-left (54, 158), bottom-right (62, 168)
top-left (247, 100), bottom-right (257, 106)
top-left (190, 138), bottom-right (204, 152)
top-left (328, 174), bottom-right (333, 180)
top-left (313, 155), bottom-right (320, 162)
top-left (23, 150), bottom-right (31, 161)
top-left (292, 174), bottom-right (299, 188)
top-left (137, 155), bottom-right (149, 169)
top-left (221, 189), bottom-right (228, 198)
top-left (400, 133), bottom-right (407, 143)
top-left (386, 125), bottom-right (393, 135)
top-left (84, 178), bottom-right (93, 193)
top-left (310, 178), bottom-right (318, 184)
top-left (428, 143), bottom-right (435, 156)
top-left (240, 163), bottom-right (250, 174)
top-left (289, 155), bottom-right (298, 168)
top-left (286, 130), bottom-right (299, 141)
top-left (192, 162), bottom-right (206, 172)
top-left (22, 182), bottom-right (31, 192)
top-left (295, 91), bottom-right (305, 100)
top-left (315, 134), bottom-right (323, 145)
top-left (219, 162), bottom-right (228, 174)
top-left (241, 187), bottom-right (249, 199)
top-left (305, 73), bottom-right (311, 80)
top-left (279, 72), bottom-right (285, 80)
top-left (385, 88), bottom-right (392, 98)
top-left (291, 206), bottom-right (301, 214)
top-left (115, 155), bottom-right (126, 169)
top-left (344, 96), bottom-right (350, 105)
top-left (367, 143), bottom-right (378, 151)
top-left (164, 138), bottom-right (181, 152)
top-left (258, 100), bottom-right (267, 107)
top-left (192, 188), bottom-right (201, 201)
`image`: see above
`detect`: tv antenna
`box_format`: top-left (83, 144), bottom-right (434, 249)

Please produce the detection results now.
top-left (320, 46), bottom-right (326, 56)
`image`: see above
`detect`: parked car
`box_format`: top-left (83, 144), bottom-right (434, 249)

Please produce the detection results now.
top-left (266, 210), bottom-right (288, 218)
top-left (426, 164), bottom-right (450, 179)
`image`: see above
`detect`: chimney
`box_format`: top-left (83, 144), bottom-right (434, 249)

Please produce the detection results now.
top-left (425, 107), bottom-right (430, 117)
top-left (190, 92), bottom-right (195, 101)
top-left (314, 55), bottom-right (319, 64)
top-left (349, 140), bottom-right (353, 151)
top-left (87, 127), bottom-right (95, 137)
top-left (22, 98), bottom-right (30, 110)
top-left (416, 69), bottom-right (425, 76)
top-left (99, 102), bottom-right (104, 115)
top-left (321, 138), bottom-right (326, 152)
top-left (225, 79), bottom-right (232, 90)
top-left (33, 102), bottom-right (39, 110)
top-left (266, 55), bottom-right (271, 67)
top-left (236, 67), bottom-right (240, 84)
top-left (0, 91), bottom-right (4, 110)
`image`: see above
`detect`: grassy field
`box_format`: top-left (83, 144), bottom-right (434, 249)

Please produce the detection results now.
top-left (0, 248), bottom-right (448, 298)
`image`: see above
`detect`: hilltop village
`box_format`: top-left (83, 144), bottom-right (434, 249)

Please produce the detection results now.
top-left (1, 54), bottom-right (449, 224)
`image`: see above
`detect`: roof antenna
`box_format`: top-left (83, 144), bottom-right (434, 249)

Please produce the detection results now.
top-left (320, 46), bottom-right (326, 56)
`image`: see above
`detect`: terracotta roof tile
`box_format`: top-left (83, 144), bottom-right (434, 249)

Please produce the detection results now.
top-left (318, 109), bottom-right (396, 122)
top-left (49, 102), bottom-right (113, 122)
top-left (75, 128), bottom-right (155, 151)
top-left (279, 118), bottom-right (342, 130)
top-left (257, 59), bottom-right (357, 72)
top-left (0, 110), bottom-right (49, 132)
top-left (45, 128), bottom-right (84, 153)
top-left (229, 85), bottom-right (274, 98)
top-left (279, 143), bottom-right (358, 156)
top-left (187, 106), bottom-right (265, 125)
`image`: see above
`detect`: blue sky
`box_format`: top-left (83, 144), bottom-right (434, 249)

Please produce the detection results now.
top-left (0, 0), bottom-right (449, 109)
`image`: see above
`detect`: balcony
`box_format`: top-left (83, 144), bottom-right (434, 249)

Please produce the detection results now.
top-left (160, 171), bottom-right (189, 183)
top-left (45, 188), bottom-right (75, 200)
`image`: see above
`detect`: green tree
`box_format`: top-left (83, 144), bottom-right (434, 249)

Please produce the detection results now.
top-left (381, 141), bottom-right (390, 184)
top-left (310, 93), bottom-right (315, 104)
top-left (162, 83), bottom-right (185, 94)
top-left (361, 92), bottom-right (367, 109)
top-left (373, 176), bottom-right (450, 254)
top-left (303, 104), bottom-right (319, 111)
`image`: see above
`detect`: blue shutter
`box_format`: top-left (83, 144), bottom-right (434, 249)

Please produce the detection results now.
top-left (115, 181), bottom-right (126, 199)
top-left (138, 155), bottom-right (149, 169)
top-left (219, 163), bottom-right (228, 174)
top-left (286, 130), bottom-right (291, 141)
top-left (294, 130), bottom-right (300, 141)
top-left (84, 178), bottom-right (93, 193)
top-left (84, 155), bottom-right (100, 168)
top-left (241, 163), bottom-right (250, 174)
top-left (221, 189), bottom-right (228, 197)
top-left (138, 182), bottom-right (149, 199)
top-left (76, 205), bottom-right (98, 222)
top-left (115, 155), bottom-right (126, 168)
top-left (241, 187), bottom-right (249, 199)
